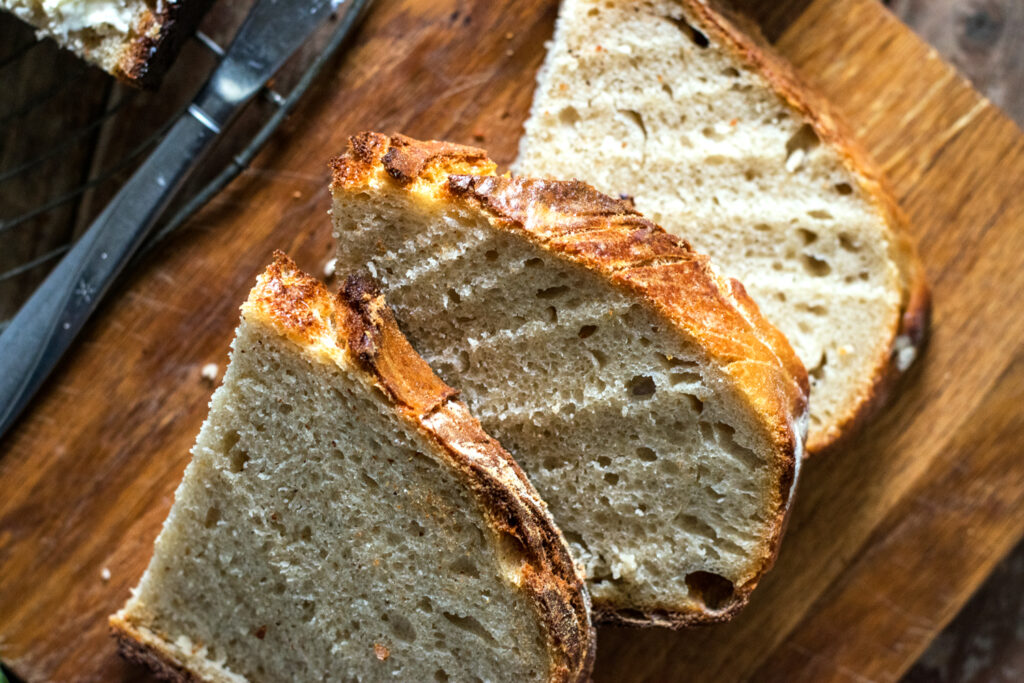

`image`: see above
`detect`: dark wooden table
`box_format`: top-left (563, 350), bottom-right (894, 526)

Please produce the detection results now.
top-left (884, 2), bottom-right (1024, 680)
top-left (0, 1), bottom-right (1021, 680)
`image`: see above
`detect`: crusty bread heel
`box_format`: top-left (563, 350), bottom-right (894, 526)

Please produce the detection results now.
top-left (515, 0), bottom-right (930, 454)
top-left (111, 253), bottom-right (595, 682)
top-left (330, 132), bottom-right (809, 626)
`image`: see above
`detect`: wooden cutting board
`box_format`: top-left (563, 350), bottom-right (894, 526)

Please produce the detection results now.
top-left (2, 0), bottom-right (1023, 680)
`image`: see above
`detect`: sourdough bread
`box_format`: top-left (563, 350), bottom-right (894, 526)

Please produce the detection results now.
top-left (110, 253), bottom-right (594, 682)
top-left (329, 133), bottom-right (808, 626)
top-left (514, 0), bottom-right (929, 453)
top-left (1, 0), bottom-right (210, 86)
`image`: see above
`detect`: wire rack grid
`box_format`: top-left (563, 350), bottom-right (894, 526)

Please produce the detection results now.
top-left (0, 0), bottom-right (368, 330)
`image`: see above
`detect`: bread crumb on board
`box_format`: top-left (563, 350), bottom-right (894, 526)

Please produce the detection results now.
top-left (101, 567), bottom-right (111, 582)
top-left (373, 642), bottom-right (390, 661)
top-left (201, 363), bottom-right (219, 383)
top-left (324, 258), bottom-right (338, 278)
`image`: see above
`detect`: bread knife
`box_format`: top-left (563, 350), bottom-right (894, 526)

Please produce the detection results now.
top-left (0, 0), bottom-right (368, 439)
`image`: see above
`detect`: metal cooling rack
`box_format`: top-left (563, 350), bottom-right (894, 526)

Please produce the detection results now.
top-left (0, 0), bottom-right (371, 330)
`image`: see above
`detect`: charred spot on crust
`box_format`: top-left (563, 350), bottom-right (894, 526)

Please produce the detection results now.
top-left (382, 134), bottom-right (488, 185)
top-left (118, 0), bottom-right (215, 88)
top-left (349, 132), bottom-right (389, 165)
top-left (341, 270), bottom-right (383, 307)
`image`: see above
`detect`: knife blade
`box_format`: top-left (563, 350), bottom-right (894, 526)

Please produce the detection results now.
top-left (0, 0), bottom-right (365, 439)
top-left (192, 0), bottom-right (339, 131)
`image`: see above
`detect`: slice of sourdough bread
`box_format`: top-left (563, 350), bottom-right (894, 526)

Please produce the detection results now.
top-left (110, 253), bottom-right (594, 682)
top-left (329, 133), bottom-right (809, 626)
top-left (1, 0), bottom-right (210, 87)
top-left (514, 0), bottom-right (930, 454)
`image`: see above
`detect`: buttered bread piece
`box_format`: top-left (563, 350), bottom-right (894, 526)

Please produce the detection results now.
top-left (2, 0), bottom-right (210, 86)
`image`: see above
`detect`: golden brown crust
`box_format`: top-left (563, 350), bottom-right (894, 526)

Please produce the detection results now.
top-left (338, 265), bottom-right (595, 682)
top-left (110, 618), bottom-right (205, 683)
top-left (340, 273), bottom-right (461, 415)
top-left (331, 132), bottom-right (497, 189)
top-left (116, 252), bottom-right (594, 682)
top-left (444, 172), bottom-right (808, 417)
top-left (116, 0), bottom-right (213, 88)
top-left (331, 133), bottom-right (809, 627)
top-left (683, 0), bottom-right (931, 453)
top-left (242, 251), bottom-right (340, 349)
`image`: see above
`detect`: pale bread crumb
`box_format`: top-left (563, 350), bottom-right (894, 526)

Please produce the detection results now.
top-left (323, 258), bottom-right (338, 278)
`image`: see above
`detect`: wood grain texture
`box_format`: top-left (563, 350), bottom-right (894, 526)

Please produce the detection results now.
top-left (884, 2), bottom-right (1024, 678)
top-left (0, 0), bottom-right (1022, 681)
